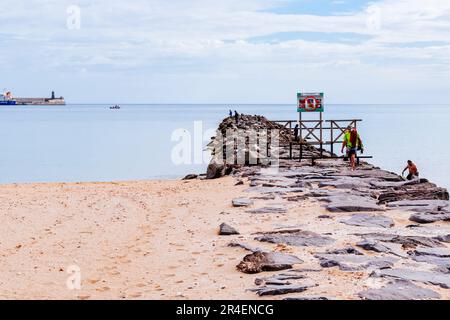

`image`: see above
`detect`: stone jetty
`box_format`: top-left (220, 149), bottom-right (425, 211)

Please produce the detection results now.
top-left (204, 115), bottom-right (450, 300)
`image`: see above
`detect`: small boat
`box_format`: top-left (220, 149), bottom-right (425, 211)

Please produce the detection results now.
top-left (0, 91), bottom-right (16, 105)
top-left (110, 105), bottom-right (120, 110)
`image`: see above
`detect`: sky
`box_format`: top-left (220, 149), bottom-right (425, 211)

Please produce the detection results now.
top-left (1, 0), bottom-right (450, 104)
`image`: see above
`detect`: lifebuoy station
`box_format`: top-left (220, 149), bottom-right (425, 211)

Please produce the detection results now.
top-left (271, 92), bottom-right (372, 164)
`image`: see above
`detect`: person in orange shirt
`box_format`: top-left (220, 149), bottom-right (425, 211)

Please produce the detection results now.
top-left (402, 160), bottom-right (419, 180)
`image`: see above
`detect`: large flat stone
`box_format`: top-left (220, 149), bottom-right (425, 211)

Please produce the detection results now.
top-left (254, 273), bottom-right (306, 286)
top-left (340, 213), bottom-right (394, 228)
top-left (318, 178), bottom-right (371, 190)
top-left (314, 253), bottom-right (397, 271)
top-left (356, 239), bottom-right (407, 257)
top-left (255, 229), bottom-right (335, 247)
top-left (370, 180), bottom-right (411, 189)
top-left (284, 296), bottom-right (331, 300)
top-left (409, 254), bottom-right (450, 269)
top-left (251, 283), bottom-right (314, 296)
top-left (244, 187), bottom-right (303, 195)
top-left (409, 247), bottom-right (450, 269)
top-left (325, 196), bottom-right (383, 212)
top-left (410, 212), bottom-right (450, 224)
top-left (358, 279), bottom-right (440, 300)
top-left (356, 232), bottom-right (444, 248)
top-left (413, 247), bottom-right (450, 257)
top-left (372, 268), bottom-right (450, 289)
top-left (326, 247), bottom-right (364, 255)
top-left (236, 251), bottom-right (303, 274)
top-left (228, 241), bottom-right (263, 253)
top-left (330, 170), bottom-right (403, 182)
top-left (246, 206), bottom-right (287, 214)
top-left (387, 200), bottom-right (449, 212)
top-left (232, 198), bottom-right (254, 207)
top-left (377, 183), bottom-right (449, 204)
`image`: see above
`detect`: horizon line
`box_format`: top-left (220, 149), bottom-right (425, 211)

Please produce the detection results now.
top-left (62, 102), bottom-right (450, 106)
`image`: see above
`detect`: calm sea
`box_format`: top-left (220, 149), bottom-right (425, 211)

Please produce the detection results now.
top-left (0, 104), bottom-right (449, 190)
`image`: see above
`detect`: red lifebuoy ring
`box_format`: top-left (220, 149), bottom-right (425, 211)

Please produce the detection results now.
top-left (304, 96), bottom-right (320, 111)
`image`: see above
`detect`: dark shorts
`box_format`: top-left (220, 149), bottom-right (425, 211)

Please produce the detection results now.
top-left (348, 147), bottom-right (357, 156)
top-left (407, 173), bottom-right (419, 180)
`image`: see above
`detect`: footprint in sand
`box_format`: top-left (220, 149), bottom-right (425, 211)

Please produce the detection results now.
top-left (128, 292), bottom-right (142, 298)
top-left (95, 286), bottom-right (110, 292)
top-left (108, 270), bottom-right (121, 276)
top-left (87, 279), bottom-right (101, 284)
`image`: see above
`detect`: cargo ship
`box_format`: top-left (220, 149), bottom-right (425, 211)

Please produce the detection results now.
top-left (0, 90), bottom-right (65, 105)
top-left (0, 91), bottom-right (16, 105)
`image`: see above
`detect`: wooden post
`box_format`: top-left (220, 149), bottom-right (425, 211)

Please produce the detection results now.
top-left (319, 112), bottom-right (323, 158)
top-left (330, 121), bottom-right (334, 156)
top-left (299, 112), bottom-right (303, 162)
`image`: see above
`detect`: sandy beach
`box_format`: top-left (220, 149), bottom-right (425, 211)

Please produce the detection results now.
top-left (1, 164), bottom-right (450, 300)
top-left (0, 177), bottom-right (249, 299)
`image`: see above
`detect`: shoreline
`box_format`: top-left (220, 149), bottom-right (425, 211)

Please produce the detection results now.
top-left (1, 115), bottom-right (449, 300)
top-left (1, 160), bottom-right (449, 300)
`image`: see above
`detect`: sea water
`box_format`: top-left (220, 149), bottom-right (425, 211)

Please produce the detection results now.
top-left (0, 104), bottom-right (449, 190)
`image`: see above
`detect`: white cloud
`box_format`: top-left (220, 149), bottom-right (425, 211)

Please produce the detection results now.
top-left (0, 0), bottom-right (449, 103)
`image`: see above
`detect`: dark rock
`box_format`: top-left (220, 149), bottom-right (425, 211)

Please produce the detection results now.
top-left (318, 215), bottom-right (332, 219)
top-left (284, 297), bottom-right (330, 300)
top-left (290, 180), bottom-right (312, 188)
top-left (410, 212), bottom-right (450, 224)
top-left (356, 232), bottom-right (444, 249)
top-left (318, 179), bottom-right (371, 190)
top-left (246, 206), bottom-right (287, 214)
top-left (325, 196), bottom-right (383, 212)
top-left (314, 253), bottom-right (397, 271)
top-left (261, 181), bottom-right (291, 188)
top-left (358, 279), bottom-right (440, 300)
top-left (435, 235), bottom-right (450, 243)
top-left (249, 180), bottom-right (259, 187)
top-left (234, 180), bottom-right (244, 186)
top-left (219, 223), bottom-right (239, 235)
top-left (232, 198), bottom-right (254, 207)
top-left (340, 213), bottom-right (394, 228)
top-left (251, 283), bottom-right (314, 296)
top-left (206, 160), bottom-right (225, 179)
top-left (287, 268), bottom-right (323, 273)
top-left (386, 200), bottom-right (449, 212)
top-left (182, 174), bottom-right (198, 180)
top-left (377, 182), bottom-right (448, 204)
top-left (255, 229), bottom-right (334, 247)
top-left (236, 251), bottom-right (303, 274)
top-left (386, 236), bottom-right (443, 249)
top-left (326, 247), bottom-right (363, 255)
top-left (283, 195), bottom-right (309, 202)
top-left (412, 247), bottom-right (450, 257)
top-left (245, 186), bottom-right (303, 195)
top-left (227, 242), bottom-right (263, 253)
top-left (255, 274), bottom-right (306, 286)
top-left (250, 195), bottom-right (276, 200)
top-left (409, 254), bottom-right (450, 269)
top-left (356, 239), bottom-right (407, 257)
top-left (331, 170), bottom-right (403, 182)
top-left (372, 268), bottom-right (450, 289)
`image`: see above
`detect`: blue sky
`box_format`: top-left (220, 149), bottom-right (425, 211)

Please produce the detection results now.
top-left (1, 0), bottom-right (450, 104)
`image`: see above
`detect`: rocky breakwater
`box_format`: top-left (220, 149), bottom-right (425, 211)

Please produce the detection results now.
top-left (206, 115), bottom-right (450, 300)
top-left (204, 114), bottom-right (328, 179)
